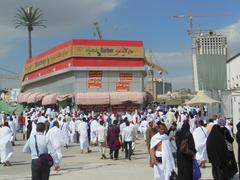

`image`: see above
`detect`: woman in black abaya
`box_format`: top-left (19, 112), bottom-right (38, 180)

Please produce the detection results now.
top-left (206, 125), bottom-right (230, 180)
top-left (175, 122), bottom-right (196, 180)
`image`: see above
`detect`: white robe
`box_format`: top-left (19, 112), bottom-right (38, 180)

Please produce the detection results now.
top-left (90, 120), bottom-right (99, 144)
top-left (150, 134), bottom-right (175, 180)
top-left (46, 126), bottom-right (65, 165)
top-left (60, 122), bottom-right (71, 145)
top-left (8, 121), bottom-right (16, 142)
top-left (30, 122), bottom-right (37, 136)
top-left (69, 120), bottom-right (76, 143)
top-left (0, 126), bottom-right (13, 163)
top-left (78, 121), bottom-right (89, 150)
top-left (193, 126), bottom-right (208, 161)
top-left (139, 120), bottom-right (148, 140)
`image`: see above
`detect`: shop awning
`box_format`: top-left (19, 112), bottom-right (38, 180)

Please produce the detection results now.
top-left (27, 92), bottom-right (41, 104)
top-left (17, 93), bottom-right (24, 103)
top-left (110, 92), bottom-right (146, 105)
top-left (35, 93), bottom-right (48, 102)
top-left (57, 94), bottom-right (73, 102)
top-left (18, 92), bottom-right (34, 103)
top-left (42, 93), bottom-right (59, 105)
top-left (75, 93), bottom-right (110, 105)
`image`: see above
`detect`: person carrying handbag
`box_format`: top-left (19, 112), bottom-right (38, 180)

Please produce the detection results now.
top-left (23, 122), bottom-right (51, 180)
top-left (175, 121), bottom-right (197, 180)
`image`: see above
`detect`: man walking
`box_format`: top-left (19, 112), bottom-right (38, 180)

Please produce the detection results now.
top-left (23, 122), bottom-right (51, 180)
top-left (96, 120), bottom-right (107, 159)
top-left (0, 121), bottom-right (13, 166)
top-left (122, 121), bottom-right (134, 160)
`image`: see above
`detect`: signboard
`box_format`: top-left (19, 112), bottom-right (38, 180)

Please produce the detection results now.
top-left (24, 45), bottom-right (144, 75)
top-left (116, 82), bottom-right (130, 92)
top-left (88, 71), bottom-right (102, 89)
top-left (119, 72), bottom-right (133, 81)
top-left (72, 46), bottom-right (144, 58)
top-left (24, 47), bottom-right (72, 75)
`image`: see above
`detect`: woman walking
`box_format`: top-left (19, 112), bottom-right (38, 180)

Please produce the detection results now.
top-left (175, 122), bottom-right (196, 180)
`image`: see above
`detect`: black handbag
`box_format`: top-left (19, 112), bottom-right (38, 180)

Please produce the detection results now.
top-left (179, 137), bottom-right (194, 158)
top-left (155, 156), bottom-right (162, 163)
top-left (34, 135), bottom-right (54, 167)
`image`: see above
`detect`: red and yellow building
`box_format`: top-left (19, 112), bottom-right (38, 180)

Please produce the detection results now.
top-left (18, 39), bottom-right (147, 111)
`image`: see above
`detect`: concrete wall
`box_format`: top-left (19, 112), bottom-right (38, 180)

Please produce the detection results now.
top-left (227, 55), bottom-right (240, 89)
top-left (202, 90), bottom-right (231, 120)
top-left (196, 55), bottom-right (227, 90)
top-left (24, 71), bottom-right (75, 94)
top-left (227, 55), bottom-right (240, 133)
top-left (24, 70), bottom-right (144, 94)
top-left (232, 95), bottom-right (240, 134)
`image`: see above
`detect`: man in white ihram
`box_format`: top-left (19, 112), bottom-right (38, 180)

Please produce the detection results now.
top-left (193, 119), bottom-right (208, 168)
top-left (46, 121), bottom-right (65, 172)
top-left (90, 117), bottom-right (99, 145)
top-left (150, 123), bottom-right (175, 180)
top-left (0, 121), bottom-right (13, 166)
top-left (78, 118), bottom-right (91, 153)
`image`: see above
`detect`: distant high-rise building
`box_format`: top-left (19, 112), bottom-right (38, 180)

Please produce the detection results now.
top-left (192, 30), bottom-right (227, 91)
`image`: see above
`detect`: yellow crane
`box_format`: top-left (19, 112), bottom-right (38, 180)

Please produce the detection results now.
top-left (93, 21), bottom-right (103, 40)
top-left (173, 13), bottom-right (229, 38)
top-left (145, 49), bottom-right (168, 100)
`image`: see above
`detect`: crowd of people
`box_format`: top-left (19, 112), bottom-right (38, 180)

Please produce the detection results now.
top-left (0, 104), bottom-right (239, 180)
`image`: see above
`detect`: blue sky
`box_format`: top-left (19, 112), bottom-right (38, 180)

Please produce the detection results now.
top-left (1, 0), bottom-right (240, 89)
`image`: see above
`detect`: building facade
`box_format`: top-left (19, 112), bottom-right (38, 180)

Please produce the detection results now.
top-left (19, 39), bottom-right (147, 111)
top-left (193, 31), bottom-right (227, 91)
top-left (227, 53), bottom-right (240, 133)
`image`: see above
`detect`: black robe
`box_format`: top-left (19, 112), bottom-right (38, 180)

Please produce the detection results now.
top-left (220, 126), bottom-right (238, 178)
top-left (206, 125), bottom-right (230, 180)
top-left (175, 122), bottom-right (196, 180)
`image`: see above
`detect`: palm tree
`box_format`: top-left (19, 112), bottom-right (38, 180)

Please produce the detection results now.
top-left (14, 6), bottom-right (46, 58)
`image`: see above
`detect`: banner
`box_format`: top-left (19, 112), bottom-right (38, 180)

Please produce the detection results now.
top-left (119, 72), bottom-right (133, 81)
top-left (88, 71), bottom-right (102, 89)
top-left (116, 82), bottom-right (130, 92)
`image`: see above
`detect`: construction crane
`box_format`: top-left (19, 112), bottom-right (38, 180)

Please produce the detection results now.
top-left (93, 21), bottom-right (103, 40)
top-left (173, 13), bottom-right (229, 38)
top-left (145, 49), bottom-right (168, 100)
top-left (173, 13), bottom-right (229, 91)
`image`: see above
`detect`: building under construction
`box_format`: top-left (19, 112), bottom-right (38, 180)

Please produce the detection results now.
top-left (193, 31), bottom-right (227, 91)
top-left (18, 39), bottom-right (148, 111)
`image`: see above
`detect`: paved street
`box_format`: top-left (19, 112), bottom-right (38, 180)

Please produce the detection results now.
top-left (0, 134), bottom-right (239, 180)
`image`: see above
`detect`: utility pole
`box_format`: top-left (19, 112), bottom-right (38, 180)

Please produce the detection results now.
top-left (148, 49), bottom-right (155, 100)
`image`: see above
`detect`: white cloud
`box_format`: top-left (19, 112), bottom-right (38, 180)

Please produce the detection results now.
top-left (221, 19), bottom-right (240, 56)
top-left (0, 0), bottom-right (121, 58)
